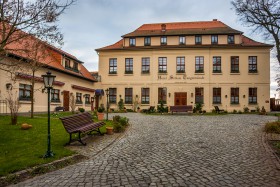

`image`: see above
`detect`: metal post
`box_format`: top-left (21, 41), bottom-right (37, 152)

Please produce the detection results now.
top-left (44, 87), bottom-right (54, 158)
top-left (106, 93), bottom-right (109, 121)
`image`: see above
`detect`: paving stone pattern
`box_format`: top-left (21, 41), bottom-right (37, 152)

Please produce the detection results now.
top-left (13, 114), bottom-right (280, 187)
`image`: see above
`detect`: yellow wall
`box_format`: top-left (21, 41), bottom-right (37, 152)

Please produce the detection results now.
top-left (98, 47), bottom-right (270, 112)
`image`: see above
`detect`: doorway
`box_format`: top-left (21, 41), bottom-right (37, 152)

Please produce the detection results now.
top-left (63, 91), bottom-right (70, 111)
top-left (174, 92), bottom-right (187, 106)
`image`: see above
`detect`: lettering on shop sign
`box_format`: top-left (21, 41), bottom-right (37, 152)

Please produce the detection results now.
top-left (158, 75), bottom-right (204, 80)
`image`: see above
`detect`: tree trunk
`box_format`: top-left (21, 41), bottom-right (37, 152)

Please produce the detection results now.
top-left (11, 114), bottom-right (17, 125)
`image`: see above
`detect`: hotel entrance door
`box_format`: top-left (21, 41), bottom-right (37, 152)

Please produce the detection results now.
top-left (174, 92), bottom-right (187, 106)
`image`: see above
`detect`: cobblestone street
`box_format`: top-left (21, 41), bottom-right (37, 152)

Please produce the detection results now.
top-left (13, 114), bottom-right (280, 187)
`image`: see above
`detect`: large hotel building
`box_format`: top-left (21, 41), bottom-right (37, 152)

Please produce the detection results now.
top-left (96, 19), bottom-right (273, 112)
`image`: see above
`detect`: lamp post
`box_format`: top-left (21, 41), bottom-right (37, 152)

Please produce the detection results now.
top-left (105, 89), bottom-right (109, 121)
top-left (41, 71), bottom-right (56, 158)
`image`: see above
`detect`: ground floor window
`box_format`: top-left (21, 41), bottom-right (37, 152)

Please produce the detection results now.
top-left (19, 84), bottom-right (31, 101)
top-left (213, 88), bottom-right (221, 104)
top-left (231, 88), bottom-right (239, 104)
top-left (141, 88), bottom-right (150, 104)
top-left (125, 88), bottom-right (133, 104)
top-left (249, 88), bottom-right (257, 104)
top-left (158, 87), bottom-right (167, 104)
top-left (76, 92), bottom-right (82, 104)
top-left (195, 87), bottom-right (204, 104)
top-left (109, 88), bottom-right (117, 104)
top-left (85, 94), bottom-right (90, 104)
top-left (51, 89), bottom-right (60, 102)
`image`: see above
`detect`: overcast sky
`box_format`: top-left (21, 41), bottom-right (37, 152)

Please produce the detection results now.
top-left (57, 0), bottom-right (278, 97)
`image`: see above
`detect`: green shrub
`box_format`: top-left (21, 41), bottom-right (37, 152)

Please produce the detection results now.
top-left (193, 103), bottom-right (202, 113)
top-left (119, 117), bottom-right (129, 127)
top-left (260, 106), bottom-right (267, 115)
top-left (113, 115), bottom-right (121, 123)
top-left (113, 122), bottom-right (125, 133)
top-left (264, 121), bottom-right (280, 134)
top-left (97, 107), bottom-right (105, 113)
top-left (243, 107), bottom-right (249, 113)
top-left (118, 98), bottom-right (124, 110)
top-left (233, 109), bottom-right (237, 114)
top-left (212, 109), bottom-right (216, 113)
top-left (238, 110), bottom-right (242, 114)
top-left (255, 106), bottom-right (260, 113)
top-left (78, 108), bottom-right (85, 112)
top-left (126, 109), bottom-right (134, 112)
top-left (224, 110), bottom-right (228, 114)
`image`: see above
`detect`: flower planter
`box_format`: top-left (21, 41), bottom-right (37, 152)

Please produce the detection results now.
top-left (97, 113), bottom-right (104, 120)
top-left (106, 127), bottom-right (114, 135)
top-left (21, 123), bottom-right (32, 130)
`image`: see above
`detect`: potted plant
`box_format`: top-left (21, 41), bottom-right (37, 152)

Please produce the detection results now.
top-left (137, 106), bottom-right (140, 113)
top-left (97, 107), bottom-right (105, 120)
top-left (106, 126), bottom-right (114, 135)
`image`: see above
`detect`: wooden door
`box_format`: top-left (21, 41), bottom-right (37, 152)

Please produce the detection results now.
top-left (63, 91), bottom-right (70, 111)
top-left (95, 95), bottom-right (99, 110)
top-left (91, 97), bottom-right (94, 111)
top-left (174, 92), bottom-right (187, 106)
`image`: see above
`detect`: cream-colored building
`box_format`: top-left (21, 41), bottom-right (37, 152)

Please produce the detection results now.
top-left (0, 42), bottom-right (97, 113)
top-left (96, 20), bottom-right (273, 112)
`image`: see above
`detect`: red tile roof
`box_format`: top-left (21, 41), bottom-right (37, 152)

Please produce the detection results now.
top-left (4, 31), bottom-right (95, 81)
top-left (96, 20), bottom-right (273, 51)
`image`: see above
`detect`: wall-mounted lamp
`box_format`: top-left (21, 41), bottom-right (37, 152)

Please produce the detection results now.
top-left (225, 95), bottom-right (227, 98)
top-left (136, 94), bottom-right (138, 98)
top-left (6, 83), bottom-right (12, 90)
top-left (119, 95), bottom-right (122, 98)
top-left (168, 93), bottom-right (171, 98)
top-left (191, 93), bottom-right (193, 97)
top-left (61, 91), bottom-right (64, 95)
top-left (243, 95), bottom-right (246, 98)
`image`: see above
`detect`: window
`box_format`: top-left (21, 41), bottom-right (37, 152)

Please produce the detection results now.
top-left (109, 58), bottom-right (117, 74)
top-left (179, 36), bottom-right (185, 45)
top-left (161, 36), bottom-right (167, 45)
top-left (51, 89), bottom-right (60, 102)
top-left (195, 35), bottom-right (202, 44)
top-left (176, 57), bottom-right (185, 73)
top-left (228, 35), bottom-right (234, 44)
top-left (158, 57), bottom-right (167, 73)
top-left (85, 94), bottom-right (90, 104)
top-left (141, 88), bottom-right (150, 104)
top-left (249, 88), bottom-right (257, 104)
top-left (211, 35), bottom-right (218, 44)
top-left (19, 84), bottom-right (31, 101)
top-left (129, 38), bottom-right (136, 46)
top-left (73, 62), bottom-right (78, 70)
top-left (195, 88), bottom-right (204, 104)
top-left (76, 93), bottom-right (82, 104)
top-left (65, 58), bottom-right (70, 68)
top-left (158, 87), bottom-right (167, 104)
top-left (195, 56), bottom-right (204, 73)
top-left (231, 56), bottom-right (239, 73)
top-left (142, 57), bottom-right (150, 74)
top-left (109, 88), bottom-right (117, 104)
top-left (249, 56), bottom-right (257, 73)
top-left (213, 88), bottom-right (221, 104)
top-left (231, 88), bottom-right (239, 104)
top-left (144, 37), bottom-right (151, 46)
top-left (125, 88), bottom-right (133, 104)
top-left (213, 56), bottom-right (221, 73)
top-left (125, 58), bottom-right (133, 74)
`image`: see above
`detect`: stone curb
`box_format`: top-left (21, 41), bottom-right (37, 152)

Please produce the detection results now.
top-left (262, 132), bottom-right (280, 170)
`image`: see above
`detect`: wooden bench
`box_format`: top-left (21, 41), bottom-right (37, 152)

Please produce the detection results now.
top-left (170, 105), bottom-right (193, 114)
top-left (214, 106), bottom-right (225, 113)
top-left (55, 106), bottom-right (64, 112)
top-left (59, 112), bottom-right (105, 146)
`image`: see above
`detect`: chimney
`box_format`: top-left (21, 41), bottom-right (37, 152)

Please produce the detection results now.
top-left (161, 24), bottom-right (166, 32)
top-left (213, 19), bottom-right (218, 21)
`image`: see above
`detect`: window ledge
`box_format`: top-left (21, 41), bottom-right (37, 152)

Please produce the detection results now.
top-left (124, 74), bottom-right (134, 76)
top-left (141, 104), bottom-right (150, 106)
top-left (194, 73), bottom-right (205, 75)
top-left (108, 74), bottom-right (118, 76)
top-left (76, 104), bottom-right (83, 106)
top-left (230, 73), bottom-right (240, 75)
top-left (51, 103), bottom-right (61, 105)
top-left (158, 72), bottom-right (168, 75)
top-left (176, 72), bottom-right (186, 75)
top-left (248, 73), bottom-right (259, 75)
top-left (19, 100), bottom-right (32, 104)
top-left (141, 73), bottom-right (150, 76)
top-left (212, 73), bottom-right (222, 75)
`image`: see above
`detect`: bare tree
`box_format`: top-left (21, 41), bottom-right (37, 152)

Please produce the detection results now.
top-left (0, 0), bottom-right (75, 72)
top-left (232, 0), bottom-right (280, 64)
top-left (6, 86), bottom-right (21, 125)
top-left (69, 93), bottom-right (76, 114)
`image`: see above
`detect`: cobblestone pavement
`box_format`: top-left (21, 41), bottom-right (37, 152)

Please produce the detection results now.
top-left (13, 114), bottom-right (280, 187)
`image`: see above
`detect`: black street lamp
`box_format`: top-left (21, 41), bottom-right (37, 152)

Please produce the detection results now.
top-left (41, 71), bottom-right (56, 158)
top-left (105, 88), bottom-right (109, 121)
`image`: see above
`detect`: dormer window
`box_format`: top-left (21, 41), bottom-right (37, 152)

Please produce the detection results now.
top-left (161, 36), bottom-right (167, 45)
top-left (161, 24), bottom-right (166, 32)
top-left (195, 35), bottom-right (202, 45)
top-left (228, 35), bottom-right (234, 44)
top-left (144, 37), bottom-right (151, 46)
top-left (73, 62), bottom-right (78, 70)
top-left (211, 35), bottom-right (218, 44)
top-left (65, 58), bottom-right (70, 68)
top-left (129, 38), bottom-right (136, 46)
top-left (179, 36), bottom-right (185, 45)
